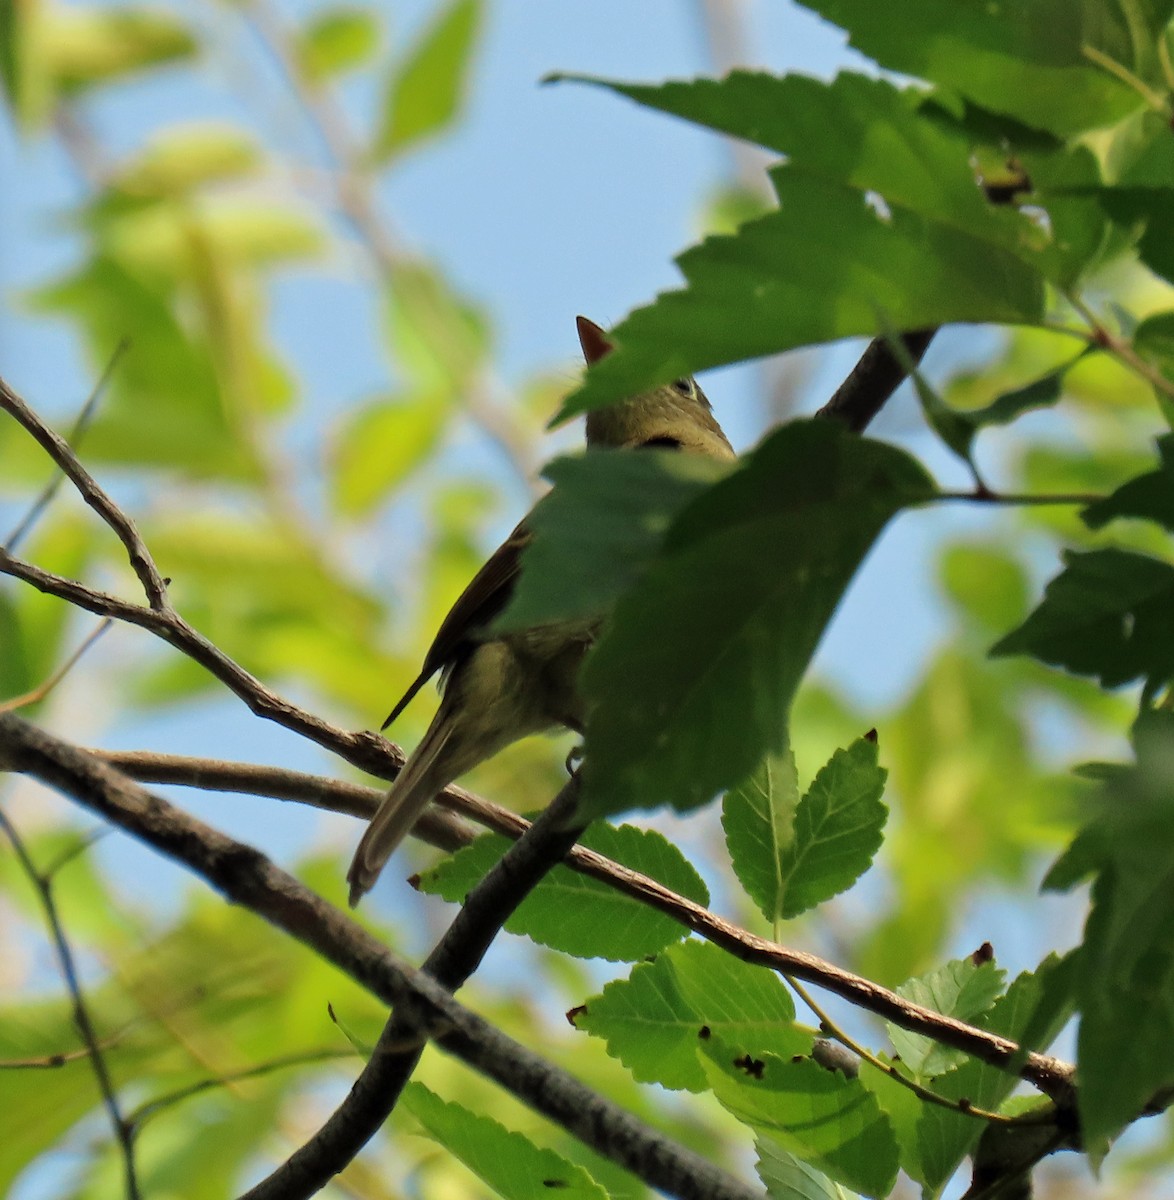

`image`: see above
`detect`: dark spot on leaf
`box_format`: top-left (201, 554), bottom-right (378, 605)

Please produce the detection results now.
top-left (791, 1054), bottom-right (805, 1064)
top-left (543, 1180), bottom-right (569, 1188)
top-left (698, 1025), bottom-right (711, 1040)
top-left (864, 727), bottom-right (878, 743)
top-left (971, 941), bottom-right (994, 965)
top-left (327, 1003), bottom-right (338, 1023)
top-left (733, 1054), bottom-right (765, 1079)
top-left (566, 1005), bottom-right (587, 1027)
top-left (407, 873), bottom-right (422, 891)
top-left (958, 1097), bottom-right (973, 1112)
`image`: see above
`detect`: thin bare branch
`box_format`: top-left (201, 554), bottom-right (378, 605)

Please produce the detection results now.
top-left (0, 713), bottom-right (763, 1200)
top-left (5, 343), bottom-right (127, 552)
top-left (93, 748), bottom-right (1075, 1100)
top-left (0, 375), bottom-right (170, 608)
top-left (0, 618), bottom-right (114, 713)
top-left (0, 805), bottom-right (141, 1200)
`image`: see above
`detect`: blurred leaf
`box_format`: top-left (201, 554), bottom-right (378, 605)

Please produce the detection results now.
top-left (417, 822), bottom-right (708, 961)
top-left (296, 6), bottom-right (380, 82)
top-left (580, 421), bottom-right (935, 821)
top-left (701, 1037), bottom-right (899, 1199)
top-left (992, 548), bottom-right (1174, 693)
top-left (938, 542), bottom-right (1030, 633)
top-left (384, 262), bottom-right (490, 394)
top-left (371, 0), bottom-right (481, 162)
top-left (795, 0), bottom-right (1171, 137)
top-left (496, 448), bottom-right (730, 632)
top-left (41, 5), bottom-right (195, 92)
top-left (886, 957), bottom-right (1005, 1077)
top-left (26, 257), bottom-right (260, 478)
top-left (1045, 710), bottom-right (1174, 1154)
top-left (1083, 433), bottom-right (1174, 534)
top-left (0, 0), bottom-right (52, 126)
top-left (756, 1136), bottom-right (855, 1200)
top-left (573, 939), bottom-right (803, 1093)
top-left (331, 391), bottom-right (451, 516)
top-left (557, 171), bottom-right (1044, 420)
top-left (113, 124), bottom-right (261, 197)
top-left (403, 1082), bottom-right (608, 1198)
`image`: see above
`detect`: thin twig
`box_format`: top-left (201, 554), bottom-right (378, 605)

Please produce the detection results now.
top-left (0, 376), bottom-right (169, 608)
top-left (5, 341), bottom-right (127, 553)
top-left (0, 805), bottom-right (141, 1200)
top-left (1065, 291), bottom-right (1174, 401)
top-left (0, 714), bottom-right (763, 1200)
top-left (128, 1048), bottom-right (355, 1132)
top-left (0, 618), bottom-right (114, 713)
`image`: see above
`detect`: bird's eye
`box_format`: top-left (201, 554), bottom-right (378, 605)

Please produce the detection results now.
top-left (672, 377), bottom-right (693, 397)
top-left (640, 435), bottom-right (683, 450)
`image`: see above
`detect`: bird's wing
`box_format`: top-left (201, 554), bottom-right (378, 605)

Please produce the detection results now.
top-left (381, 518), bottom-right (531, 730)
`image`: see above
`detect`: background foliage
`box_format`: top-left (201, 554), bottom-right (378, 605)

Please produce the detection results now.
top-left (3, 1), bottom-right (1174, 1198)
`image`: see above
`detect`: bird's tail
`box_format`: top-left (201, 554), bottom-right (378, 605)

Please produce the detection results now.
top-left (347, 715), bottom-right (456, 907)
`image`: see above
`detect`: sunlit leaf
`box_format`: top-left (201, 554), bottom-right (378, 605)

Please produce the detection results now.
top-left (296, 6), bottom-right (380, 82)
top-left (371, 0), bottom-right (481, 162)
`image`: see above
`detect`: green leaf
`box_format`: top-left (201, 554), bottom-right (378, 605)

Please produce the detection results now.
top-left (887, 957), bottom-right (1005, 1077)
top-left (403, 1083), bottom-right (609, 1199)
top-left (573, 939), bottom-right (803, 1092)
top-left (372, 0), bottom-right (481, 162)
top-left (496, 448), bottom-right (730, 632)
top-left (775, 737), bottom-right (888, 920)
top-left (722, 744), bottom-right (800, 928)
top-left (556, 171), bottom-right (1044, 420)
top-left (795, 0), bottom-right (1172, 137)
top-left (938, 542), bottom-right (1030, 633)
top-left (26, 257), bottom-right (260, 478)
top-left (1044, 711), bottom-right (1174, 1153)
top-left (907, 956), bottom-right (1074, 1190)
top-left (296, 7), bottom-right (380, 82)
top-left (330, 392), bottom-right (451, 516)
top-left (1083, 434), bottom-right (1174, 533)
top-left (579, 421), bottom-right (935, 821)
top-left (756, 1136), bottom-right (855, 1200)
top-left (557, 71), bottom-right (1034, 251)
top-left (41, 5), bottom-right (196, 92)
top-left (112, 124), bottom-right (261, 197)
top-left (384, 263), bottom-right (490, 395)
top-left (701, 1038), bottom-right (899, 1199)
top-left (991, 548), bottom-right (1174, 692)
top-left (416, 822), bottom-right (708, 961)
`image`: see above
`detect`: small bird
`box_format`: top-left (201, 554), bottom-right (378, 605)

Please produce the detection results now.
top-left (346, 316), bottom-right (735, 905)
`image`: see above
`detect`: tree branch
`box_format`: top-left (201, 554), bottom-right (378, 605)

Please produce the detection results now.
top-left (0, 713), bottom-right (762, 1200)
top-left (815, 329), bottom-right (938, 432)
top-left (244, 781), bottom-right (588, 1199)
top-left (92, 748), bottom-right (1075, 1100)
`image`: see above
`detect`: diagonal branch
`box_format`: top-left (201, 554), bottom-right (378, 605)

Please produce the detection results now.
top-left (816, 329), bottom-right (938, 432)
top-left (92, 749), bottom-right (1075, 1100)
top-left (0, 712), bottom-right (762, 1200)
top-left (243, 782), bottom-right (588, 1199)
top-left (0, 376), bottom-right (169, 608)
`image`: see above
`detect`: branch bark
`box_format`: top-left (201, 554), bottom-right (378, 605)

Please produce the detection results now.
top-left (0, 713), bottom-right (762, 1200)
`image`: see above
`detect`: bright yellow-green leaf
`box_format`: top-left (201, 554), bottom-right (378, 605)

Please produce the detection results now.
top-left (113, 123), bottom-right (261, 197)
top-left (371, 0), bottom-right (481, 162)
top-left (41, 5), bottom-right (195, 92)
top-left (296, 6), bottom-right (381, 82)
top-left (331, 392), bottom-right (451, 516)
